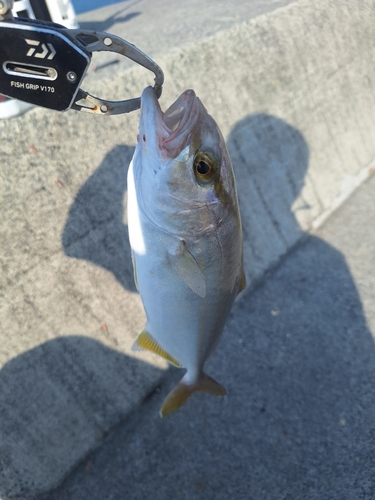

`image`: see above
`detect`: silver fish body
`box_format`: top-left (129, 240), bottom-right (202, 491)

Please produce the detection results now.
top-left (127, 87), bottom-right (245, 416)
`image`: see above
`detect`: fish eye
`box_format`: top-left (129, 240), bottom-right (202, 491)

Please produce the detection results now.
top-left (193, 152), bottom-right (218, 183)
top-left (197, 161), bottom-right (210, 175)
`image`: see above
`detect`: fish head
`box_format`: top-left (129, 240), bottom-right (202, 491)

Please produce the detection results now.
top-left (134, 86), bottom-right (239, 236)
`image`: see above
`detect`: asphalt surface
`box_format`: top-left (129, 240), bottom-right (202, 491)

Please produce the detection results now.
top-left (47, 175), bottom-right (375, 499)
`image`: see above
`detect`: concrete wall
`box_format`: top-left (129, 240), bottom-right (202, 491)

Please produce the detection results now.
top-left (1, 0), bottom-right (375, 497)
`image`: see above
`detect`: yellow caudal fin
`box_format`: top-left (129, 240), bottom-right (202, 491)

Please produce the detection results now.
top-left (132, 331), bottom-right (181, 367)
top-left (160, 373), bottom-right (227, 418)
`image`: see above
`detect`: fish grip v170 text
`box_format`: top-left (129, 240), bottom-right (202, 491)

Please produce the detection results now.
top-left (0, 5), bottom-right (164, 115)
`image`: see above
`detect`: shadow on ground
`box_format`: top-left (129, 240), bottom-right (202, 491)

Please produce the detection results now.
top-left (0, 336), bottom-right (163, 499)
top-left (49, 231), bottom-right (375, 499)
top-left (50, 114), bottom-right (375, 499)
top-left (62, 144), bottom-right (137, 292)
top-left (2, 114), bottom-right (375, 500)
top-left (78, 8), bottom-right (141, 32)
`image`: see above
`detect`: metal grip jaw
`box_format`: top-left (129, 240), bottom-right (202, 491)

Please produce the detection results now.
top-left (69, 30), bottom-right (164, 115)
top-left (0, 17), bottom-right (164, 115)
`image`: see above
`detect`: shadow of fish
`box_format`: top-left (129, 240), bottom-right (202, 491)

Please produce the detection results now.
top-left (128, 87), bottom-right (245, 417)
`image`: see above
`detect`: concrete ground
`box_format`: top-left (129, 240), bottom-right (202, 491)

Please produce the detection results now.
top-left (47, 173), bottom-right (375, 500)
top-left (1, 0), bottom-right (375, 498)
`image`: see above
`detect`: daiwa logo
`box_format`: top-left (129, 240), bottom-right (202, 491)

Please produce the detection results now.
top-left (25, 39), bottom-right (56, 60)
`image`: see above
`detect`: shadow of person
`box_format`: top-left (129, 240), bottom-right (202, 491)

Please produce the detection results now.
top-left (228, 113), bottom-right (311, 286)
top-left (0, 336), bottom-right (163, 500)
top-left (48, 114), bottom-right (375, 499)
top-left (62, 144), bottom-right (137, 292)
top-left (78, 9), bottom-right (141, 32)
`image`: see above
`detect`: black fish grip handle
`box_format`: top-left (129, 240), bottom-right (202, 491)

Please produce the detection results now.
top-left (0, 14), bottom-right (164, 114)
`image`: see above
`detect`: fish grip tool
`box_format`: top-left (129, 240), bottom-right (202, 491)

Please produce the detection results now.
top-left (0, 11), bottom-right (164, 115)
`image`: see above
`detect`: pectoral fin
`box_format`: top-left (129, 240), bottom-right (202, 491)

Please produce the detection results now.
top-left (132, 330), bottom-right (181, 367)
top-left (168, 240), bottom-right (206, 298)
top-left (131, 250), bottom-right (139, 290)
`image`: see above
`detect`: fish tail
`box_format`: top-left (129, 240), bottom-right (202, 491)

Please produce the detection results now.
top-left (159, 372), bottom-right (227, 418)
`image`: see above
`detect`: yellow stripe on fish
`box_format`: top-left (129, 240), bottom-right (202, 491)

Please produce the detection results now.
top-left (132, 331), bottom-right (182, 367)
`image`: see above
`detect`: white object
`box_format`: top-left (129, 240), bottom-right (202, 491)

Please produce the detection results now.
top-left (44, 0), bottom-right (79, 29)
top-left (11, 0), bottom-right (79, 27)
top-left (0, 97), bottom-right (34, 119)
top-left (12, 0), bottom-right (35, 18)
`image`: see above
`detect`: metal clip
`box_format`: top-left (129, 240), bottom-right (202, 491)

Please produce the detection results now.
top-left (68, 30), bottom-right (164, 115)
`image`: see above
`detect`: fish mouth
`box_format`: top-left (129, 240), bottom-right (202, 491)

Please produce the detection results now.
top-left (140, 87), bottom-right (203, 158)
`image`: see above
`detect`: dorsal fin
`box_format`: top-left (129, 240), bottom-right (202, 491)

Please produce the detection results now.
top-left (132, 331), bottom-right (181, 367)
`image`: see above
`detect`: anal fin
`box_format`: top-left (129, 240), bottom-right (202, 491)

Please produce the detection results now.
top-left (132, 331), bottom-right (181, 367)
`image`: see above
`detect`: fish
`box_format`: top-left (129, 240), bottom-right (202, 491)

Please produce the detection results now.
top-left (127, 86), bottom-right (245, 417)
